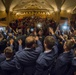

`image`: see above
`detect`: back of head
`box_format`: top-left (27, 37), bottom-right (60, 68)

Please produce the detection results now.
top-left (44, 36), bottom-right (55, 50)
top-left (25, 36), bottom-right (35, 48)
top-left (4, 47), bottom-right (13, 58)
top-left (64, 40), bottom-right (74, 51)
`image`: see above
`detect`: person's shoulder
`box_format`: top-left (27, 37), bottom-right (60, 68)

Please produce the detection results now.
top-left (16, 48), bottom-right (33, 57)
top-left (0, 58), bottom-right (16, 70)
top-left (58, 52), bottom-right (72, 62)
top-left (36, 53), bottom-right (46, 64)
top-left (16, 49), bottom-right (24, 56)
top-left (0, 60), bottom-right (9, 67)
top-left (72, 57), bottom-right (76, 66)
top-left (0, 60), bottom-right (6, 64)
top-left (57, 53), bottom-right (66, 62)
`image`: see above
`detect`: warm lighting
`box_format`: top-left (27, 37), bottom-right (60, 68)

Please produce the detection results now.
top-left (1, 7), bottom-right (6, 11)
top-left (9, 8), bottom-right (13, 12)
top-left (16, 12), bottom-right (21, 15)
top-left (23, 12), bottom-right (25, 14)
top-left (43, 12), bottom-right (45, 14)
top-left (67, 10), bottom-right (71, 13)
top-left (51, 11), bottom-right (54, 13)
top-left (16, 12), bottom-right (26, 15)
top-left (47, 12), bottom-right (50, 15)
top-left (61, 7), bottom-right (64, 10)
top-left (55, 8), bottom-right (58, 11)
top-left (49, 11), bottom-right (54, 13)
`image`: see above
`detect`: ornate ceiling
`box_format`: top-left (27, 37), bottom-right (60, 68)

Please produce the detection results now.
top-left (0, 0), bottom-right (76, 13)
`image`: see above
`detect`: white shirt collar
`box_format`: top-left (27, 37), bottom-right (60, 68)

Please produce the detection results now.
top-left (25, 48), bottom-right (31, 50)
top-left (74, 57), bottom-right (76, 59)
top-left (6, 58), bottom-right (11, 60)
top-left (63, 51), bottom-right (70, 53)
top-left (44, 50), bottom-right (52, 53)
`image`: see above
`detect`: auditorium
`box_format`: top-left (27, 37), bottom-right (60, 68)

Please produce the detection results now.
top-left (0, 0), bottom-right (76, 75)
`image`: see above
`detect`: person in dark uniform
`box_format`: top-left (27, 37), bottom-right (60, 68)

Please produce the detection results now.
top-left (0, 47), bottom-right (18, 75)
top-left (0, 53), bottom-right (6, 63)
top-left (52, 40), bottom-right (74, 75)
top-left (0, 33), bottom-right (7, 75)
top-left (0, 33), bottom-right (7, 53)
top-left (34, 28), bottom-right (58, 75)
top-left (66, 49), bottom-right (76, 75)
top-left (15, 36), bottom-right (43, 75)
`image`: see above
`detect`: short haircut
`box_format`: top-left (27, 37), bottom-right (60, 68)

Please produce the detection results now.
top-left (25, 36), bottom-right (35, 48)
top-left (4, 47), bottom-right (13, 58)
top-left (44, 36), bottom-right (55, 49)
top-left (65, 40), bottom-right (74, 50)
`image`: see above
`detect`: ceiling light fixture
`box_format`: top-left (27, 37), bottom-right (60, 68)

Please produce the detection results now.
top-left (16, 12), bottom-right (21, 15)
top-left (55, 8), bottom-right (58, 12)
top-left (67, 10), bottom-right (71, 13)
top-left (61, 7), bottom-right (64, 10)
top-left (47, 12), bottom-right (50, 15)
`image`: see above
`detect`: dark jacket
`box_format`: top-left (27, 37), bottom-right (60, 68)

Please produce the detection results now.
top-left (0, 40), bottom-right (7, 53)
top-left (34, 45), bottom-right (58, 75)
top-left (66, 57), bottom-right (76, 75)
top-left (0, 58), bottom-right (18, 75)
top-left (53, 51), bottom-right (73, 75)
top-left (0, 53), bottom-right (6, 75)
top-left (15, 40), bottom-right (43, 75)
top-left (0, 53), bottom-right (6, 63)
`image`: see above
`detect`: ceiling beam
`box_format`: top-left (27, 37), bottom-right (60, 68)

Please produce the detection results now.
top-left (1, 0), bottom-right (13, 14)
top-left (73, 7), bottom-right (76, 11)
top-left (45, 0), bottom-right (54, 10)
top-left (1, 0), bottom-right (6, 8)
top-left (72, 6), bottom-right (76, 13)
top-left (55, 0), bottom-right (66, 11)
top-left (61, 0), bottom-right (66, 6)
